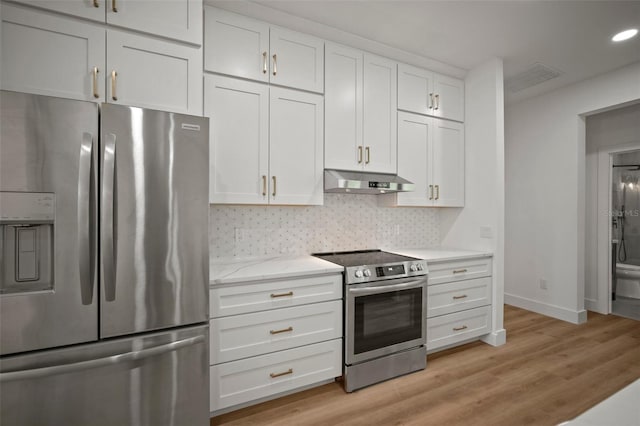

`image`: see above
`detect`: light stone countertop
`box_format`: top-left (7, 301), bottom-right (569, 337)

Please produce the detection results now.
top-left (210, 255), bottom-right (343, 286)
top-left (386, 247), bottom-right (493, 263)
top-left (210, 248), bottom-right (493, 286)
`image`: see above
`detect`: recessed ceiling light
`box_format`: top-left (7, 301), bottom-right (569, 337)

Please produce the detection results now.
top-left (612, 29), bottom-right (638, 42)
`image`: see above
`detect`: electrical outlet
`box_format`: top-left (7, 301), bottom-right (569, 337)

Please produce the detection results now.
top-left (539, 279), bottom-right (548, 290)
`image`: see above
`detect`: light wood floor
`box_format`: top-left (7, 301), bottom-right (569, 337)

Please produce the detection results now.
top-left (211, 305), bottom-right (640, 426)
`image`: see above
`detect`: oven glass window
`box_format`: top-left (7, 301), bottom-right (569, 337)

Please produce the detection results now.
top-left (353, 287), bottom-right (422, 355)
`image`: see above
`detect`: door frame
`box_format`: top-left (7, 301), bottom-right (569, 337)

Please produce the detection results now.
top-left (595, 142), bottom-right (640, 314)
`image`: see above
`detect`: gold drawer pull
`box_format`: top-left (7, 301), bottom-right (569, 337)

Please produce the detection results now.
top-left (270, 368), bottom-right (292, 378)
top-left (452, 269), bottom-right (468, 274)
top-left (270, 291), bottom-right (293, 298)
top-left (452, 294), bottom-right (468, 300)
top-left (453, 325), bottom-right (468, 331)
top-left (92, 67), bottom-right (100, 98)
top-left (270, 326), bottom-right (293, 335)
top-left (262, 175), bottom-right (267, 196)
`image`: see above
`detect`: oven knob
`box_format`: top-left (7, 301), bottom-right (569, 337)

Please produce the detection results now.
top-left (410, 264), bottom-right (418, 272)
top-left (355, 270), bottom-right (364, 278)
top-left (417, 264), bottom-right (424, 271)
top-left (363, 269), bottom-right (371, 277)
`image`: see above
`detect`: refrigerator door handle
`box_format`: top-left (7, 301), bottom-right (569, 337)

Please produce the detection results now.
top-left (102, 133), bottom-right (117, 301)
top-left (78, 133), bottom-right (94, 305)
top-left (0, 335), bottom-right (204, 383)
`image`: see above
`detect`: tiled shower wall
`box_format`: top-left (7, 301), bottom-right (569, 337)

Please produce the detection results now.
top-left (209, 194), bottom-right (440, 258)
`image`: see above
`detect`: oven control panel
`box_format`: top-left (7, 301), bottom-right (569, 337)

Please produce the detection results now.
top-left (346, 260), bottom-right (427, 284)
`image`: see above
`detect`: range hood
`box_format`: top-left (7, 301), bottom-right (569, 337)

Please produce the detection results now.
top-left (324, 169), bottom-right (415, 194)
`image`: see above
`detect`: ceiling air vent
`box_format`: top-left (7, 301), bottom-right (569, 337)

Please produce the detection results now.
top-left (506, 63), bottom-right (564, 93)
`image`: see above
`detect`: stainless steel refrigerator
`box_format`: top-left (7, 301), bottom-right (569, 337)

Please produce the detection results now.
top-left (0, 90), bottom-right (210, 425)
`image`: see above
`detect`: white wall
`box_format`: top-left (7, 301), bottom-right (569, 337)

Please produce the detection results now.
top-left (584, 104), bottom-right (640, 312)
top-left (440, 57), bottom-right (506, 345)
top-left (505, 61), bottom-right (640, 323)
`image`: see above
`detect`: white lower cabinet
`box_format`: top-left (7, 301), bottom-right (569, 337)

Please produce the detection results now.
top-left (211, 339), bottom-right (341, 412)
top-left (209, 273), bottom-right (342, 414)
top-left (426, 256), bottom-right (493, 352)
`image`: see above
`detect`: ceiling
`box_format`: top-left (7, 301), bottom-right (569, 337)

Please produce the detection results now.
top-left (248, 0), bottom-right (640, 104)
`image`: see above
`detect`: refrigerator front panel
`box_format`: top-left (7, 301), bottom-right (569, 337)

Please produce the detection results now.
top-left (100, 104), bottom-right (209, 338)
top-left (0, 91), bottom-right (99, 355)
top-left (0, 324), bottom-right (209, 426)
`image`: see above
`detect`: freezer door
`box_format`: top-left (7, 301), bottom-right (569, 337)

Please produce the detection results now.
top-left (0, 324), bottom-right (209, 426)
top-left (100, 104), bottom-right (209, 338)
top-left (0, 91), bottom-right (99, 355)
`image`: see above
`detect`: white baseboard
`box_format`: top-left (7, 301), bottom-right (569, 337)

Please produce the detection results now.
top-left (480, 329), bottom-right (506, 346)
top-left (505, 293), bottom-right (587, 324)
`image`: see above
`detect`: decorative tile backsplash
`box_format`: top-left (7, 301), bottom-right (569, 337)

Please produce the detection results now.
top-left (209, 194), bottom-right (440, 258)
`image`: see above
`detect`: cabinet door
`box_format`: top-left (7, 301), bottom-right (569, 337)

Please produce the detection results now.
top-left (269, 87), bottom-right (324, 205)
top-left (106, 0), bottom-right (202, 45)
top-left (433, 73), bottom-right (464, 122)
top-left (106, 29), bottom-right (202, 115)
top-left (1, 4), bottom-right (106, 102)
top-left (269, 27), bottom-right (324, 93)
top-left (432, 119), bottom-right (464, 207)
top-left (396, 112), bottom-right (433, 207)
top-left (204, 7), bottom-right (269, 83)
top-left (398, 63), bottom-right (433, 116)
top-left (8, 0), bottom-right (105, 22)
top-left (363, 53), bottom-right (397, 174)
top-left (204, 75), bottom-right (269, 204)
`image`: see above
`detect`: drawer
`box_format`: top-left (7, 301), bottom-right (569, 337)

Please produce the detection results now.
top-left (427, 257), bottom-right (492, 285)
top-left (210, 339), bottom-right (342, 412)
top-left (427, 277), bottom-right (491, 318)
top-left (427, 305), bottom-right (491, 351)
top-left (210, 300), bottom-right (342, 364)
top-left (210, 274), bottom-right (342, 317)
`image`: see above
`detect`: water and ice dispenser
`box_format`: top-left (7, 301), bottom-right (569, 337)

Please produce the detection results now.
top-left (0, 192), bottom-right (54, 294)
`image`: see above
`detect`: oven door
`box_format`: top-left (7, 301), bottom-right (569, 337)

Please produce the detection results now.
top-left (345, 277), bottom-right (427, 365)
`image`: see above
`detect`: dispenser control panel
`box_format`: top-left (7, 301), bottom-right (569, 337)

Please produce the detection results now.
top-left (0, 192), bottom-right (55, 223)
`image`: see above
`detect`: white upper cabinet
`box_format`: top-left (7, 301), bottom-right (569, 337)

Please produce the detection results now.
top-left (1, 4), bottom-right (202, 114)
top-left (391, 112), bottom-right (464, 207)
top-left (10, 0), bottom-right (203, 44)
top-left (398, 63), bottom-right (464, 122)
top-left (324, 43), bottom-right (363, 172)
top-left (205, 75), bottom-right (323, 205)
top-left (363, 53), bottom-right (397, 174)
top-left (106, 29), bottom-right (202, 115)
top-left (205, 75), bottom-right (269, 205)
top-left (269, 87), bottom-right (324, 205)
top-left (204, 7), bottom-right (324, 93)
top-left (1, 3), bottom-right (106, 102)
top-left (325, 43), bottom-right (397, 174)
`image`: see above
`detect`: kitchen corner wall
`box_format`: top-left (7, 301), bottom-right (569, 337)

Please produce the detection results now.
top-left (209, 194), bottom-right (440, 258)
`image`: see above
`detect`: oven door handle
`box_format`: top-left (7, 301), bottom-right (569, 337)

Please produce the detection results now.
top-left (348, 280), bottom-right (425, 295)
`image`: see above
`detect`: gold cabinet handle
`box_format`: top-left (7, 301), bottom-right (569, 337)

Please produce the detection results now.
top-left (452, 269), bottom-right (468, 274)
top-left (262, 175), bottom-right (267, 196)
top-left (110, 70), bottom-right (118, 101)
top-left (429, 93), bottom-right (434, 109)
top-left (365, 146), bottom-right (370, 164)
top-left (358, 146), bottom-right (363, 164)
top-left (270, 368), bottom-right (292, 378)
top-left (272, 54), bottom-right (277, 76)
top-left (92, 67), bottom-right (100, 98)
top-left (93, 0), bottom-right (99, 8)
top-left (435, 94), bottom-right (440, 110)
top-left (452, 294), bottom-right (468, 300)
top-left (270, 291), bottom-right (293, 298)
top-left (262, 52), bottom-right (268, 74)
top-left (435, 184), bottom-right (440, 200)
top-left (453, 325), bottom-right (468, 331)
top-left (272, 176), bottom-right (276, 197)
top-left (270, 326), bottom-right (293, 335)
top-left (429, 185), bottom-right (434, 200)
top-left (112, 0), bottom-right (117, 12)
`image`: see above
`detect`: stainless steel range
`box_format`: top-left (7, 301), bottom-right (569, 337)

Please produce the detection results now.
top-left (313, 250), bottom-right (428, 392)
